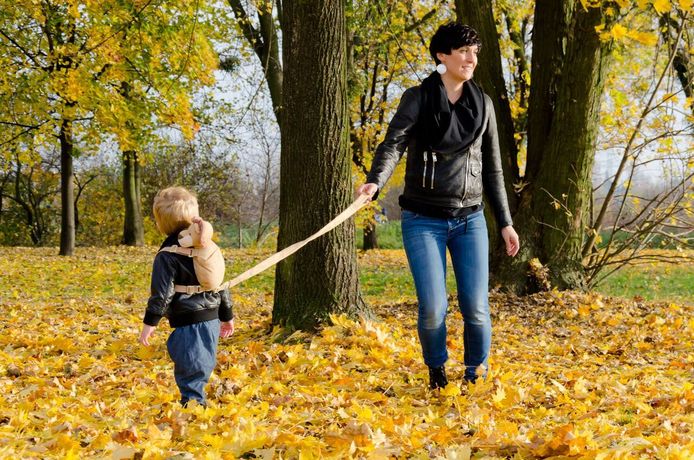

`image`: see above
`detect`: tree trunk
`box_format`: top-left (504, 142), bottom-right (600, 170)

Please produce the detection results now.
top-left (660, 13), bottom-right (693, 115)
top-left (59, 118), bottom-right (75, 256)
top-left (455, 0), bottom-right (519, 209)
top-left (495, 1), bottom-right (613, 291)
top-left (227, 0), bottom-right (283, 127)
top-left (455, 0), bottom-right (520, 254)
top-left (274, 0), bottom-right (368, 331)
top-left (122, 150), bottom-right (144, 245)
top-left (363, 221), bottom-right (378, 250)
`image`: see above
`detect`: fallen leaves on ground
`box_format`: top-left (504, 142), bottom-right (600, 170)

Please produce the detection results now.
top-left (0, 247), bottom-right (691, 459)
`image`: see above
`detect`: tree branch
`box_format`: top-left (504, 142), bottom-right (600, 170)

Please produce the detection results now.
top-left (582, 12), bottom-right (689, 257)
top-left (0, 28), bottom-right (43, 69)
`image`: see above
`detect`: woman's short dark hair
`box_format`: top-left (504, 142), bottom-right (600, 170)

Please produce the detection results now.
top-left (429, 22), bottom-right (482, 64)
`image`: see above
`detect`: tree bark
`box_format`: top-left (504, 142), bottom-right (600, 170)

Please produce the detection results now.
top-left (363, 220), bottom-right (378, 250)
top-left (455, 0), bottom-right (520, 254)
top-left (274, 0), bottom-right (368, 331)
top-left (498, 1), bottom-right (613, 291)
top-left (455, 0), bottom-right (519, 208)
top-left (660, 13), bottom-right (693, 115)
top-left (59, 118), bottom-right (75, 256)
top-left (122, 150), bottom-right (144, 245)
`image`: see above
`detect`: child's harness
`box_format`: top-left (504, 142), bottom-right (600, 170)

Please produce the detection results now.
top-left (159, 245), bottom-right (226, 294)
top-left (158, 195), bottom-right (370, 293)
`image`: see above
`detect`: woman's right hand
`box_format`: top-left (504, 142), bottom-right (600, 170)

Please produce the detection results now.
top-left (357, 183), bottom-right (379, 200)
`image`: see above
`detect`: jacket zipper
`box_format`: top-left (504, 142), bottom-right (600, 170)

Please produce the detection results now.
top-left (430, 152), bottom-right (437, 189)
top-left (422, 151), bottom-right (428, 188)
top-left (460, 151), bottom-right (470, 206)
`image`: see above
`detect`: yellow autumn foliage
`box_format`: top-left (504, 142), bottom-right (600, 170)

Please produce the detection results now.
top-left (0, 247), bottom-right (692, 458)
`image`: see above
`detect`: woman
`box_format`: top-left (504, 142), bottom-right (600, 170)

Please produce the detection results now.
top-left (358, 22), bottom-right (520, 389)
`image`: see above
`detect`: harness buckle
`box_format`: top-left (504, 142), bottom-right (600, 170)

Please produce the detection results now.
top-left (185, 285), bottom-right (202, 295)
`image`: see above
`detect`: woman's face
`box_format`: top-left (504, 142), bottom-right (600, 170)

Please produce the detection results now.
top-left (437, 45), bottom-right (479, 82)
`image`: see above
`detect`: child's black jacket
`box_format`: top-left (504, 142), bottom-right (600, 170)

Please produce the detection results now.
top-left (144, 233), bottom-right (233, 328)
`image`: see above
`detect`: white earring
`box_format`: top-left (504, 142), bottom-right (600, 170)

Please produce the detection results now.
top-left (436, 63), bottom-right (447, 75)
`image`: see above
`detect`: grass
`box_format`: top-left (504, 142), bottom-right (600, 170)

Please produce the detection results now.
top-left (356, 221), bottom-right (403, 250)
top-left (221, 218), bottom-right (692, 305)
top-left (356, 222), bottom-right (692, 304)
top-left (593, 258), bottom-right (693, 304)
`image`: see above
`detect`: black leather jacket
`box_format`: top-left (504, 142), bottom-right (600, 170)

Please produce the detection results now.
top-left (144, 233), bottom-right (233, 328)
top-left (366, 85), bottom-right (513, 228)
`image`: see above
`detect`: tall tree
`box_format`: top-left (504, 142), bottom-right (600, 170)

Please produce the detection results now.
top-left (227, 1), bottom-right (443, 251)
top-left (226, 0), bottom-right (283, 126)
top-left (273, 0), bottom-right (368, 330)
top-left (0, 1), bottom-right (218, 253)
top-left (122, 149), bottom-right (144, 245)
top-left (456, 0), bottom-right (616, 291)
top-left (348, 1), bottom-right (443, 250)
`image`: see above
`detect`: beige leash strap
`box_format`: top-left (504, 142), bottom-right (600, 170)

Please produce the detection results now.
top-left (220, 194), bottom-right (371, 289)
top-left (160, 246), bottom-right (202, 257)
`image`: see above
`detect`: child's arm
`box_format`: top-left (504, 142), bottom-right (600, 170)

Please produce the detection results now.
top-left (219, 287), bottom-right (234, 338)
top-left (139, 254), bottom-right (176, 345)
top-left (139, 325), bottom-right (156, 345)
top-left (220, 319), bottom-right (234, 338)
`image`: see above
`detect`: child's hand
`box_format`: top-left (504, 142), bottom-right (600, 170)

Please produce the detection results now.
top-left (139, 325), bottom-right (156, 346)
top-left (220, 319), bottom-right (235, 338)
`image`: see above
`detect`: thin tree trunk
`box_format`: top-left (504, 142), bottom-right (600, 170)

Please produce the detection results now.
top-left (274, 0), bottom-right (368, 331)
top-left (12, 159), bottom-right (38, 244)
top-left (59, 118), bottom-right (75, 256)
top-left (255, 157), bottom-right (271, 245)
top-left (228, 0), bottom-right (283, 127)
top-left (363, 220), bottom-right (378, 250)
top-left (122, 150), bottom-right (144, 245)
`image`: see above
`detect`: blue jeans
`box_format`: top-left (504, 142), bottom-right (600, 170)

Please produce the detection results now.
top-left (401, 209), bottom-right (491, 381)
top-left (167, 319), bottom-right (220, 405)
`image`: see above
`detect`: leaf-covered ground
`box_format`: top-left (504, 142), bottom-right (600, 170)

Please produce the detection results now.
top-left (0, 247), bottom-right (692, 459)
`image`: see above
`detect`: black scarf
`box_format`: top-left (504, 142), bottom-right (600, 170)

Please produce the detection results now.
top-left (418, 71), bottom-right (484, 154)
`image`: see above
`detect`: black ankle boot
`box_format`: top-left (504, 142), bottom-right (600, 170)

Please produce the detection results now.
top-left (428, 365), bottom-right (448, 389)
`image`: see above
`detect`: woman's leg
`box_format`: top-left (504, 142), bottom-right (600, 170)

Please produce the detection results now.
top-left (447, 210), bottom-right (491, 381)
top-left (401, 210), bottom-right (450, 368)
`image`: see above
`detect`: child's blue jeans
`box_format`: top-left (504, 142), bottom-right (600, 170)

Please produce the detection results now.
top-left (166, 319), bottom-right (220, 405)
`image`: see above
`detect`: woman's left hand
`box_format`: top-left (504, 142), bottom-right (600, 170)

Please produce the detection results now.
top-left (501, 226), bottom-right (520, 257)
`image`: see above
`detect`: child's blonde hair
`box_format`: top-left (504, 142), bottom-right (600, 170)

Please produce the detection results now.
top-left (153, 187), bottom-right (199, 236)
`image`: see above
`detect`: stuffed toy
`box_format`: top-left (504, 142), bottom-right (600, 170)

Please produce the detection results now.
top-left (175, 218), bottom-right (225, 291)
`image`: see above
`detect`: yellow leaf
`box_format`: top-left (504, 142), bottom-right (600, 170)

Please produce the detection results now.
top-left (353, 404), bottom-right (374, 422)
top-left (610, 24), bottom-right (629, 41)
top-left (439, 384), bottom-right (461, 397)
top-left (653, 0), bottom-right (672, 14)
top-left (628, 30), bottom-right (659, 46)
